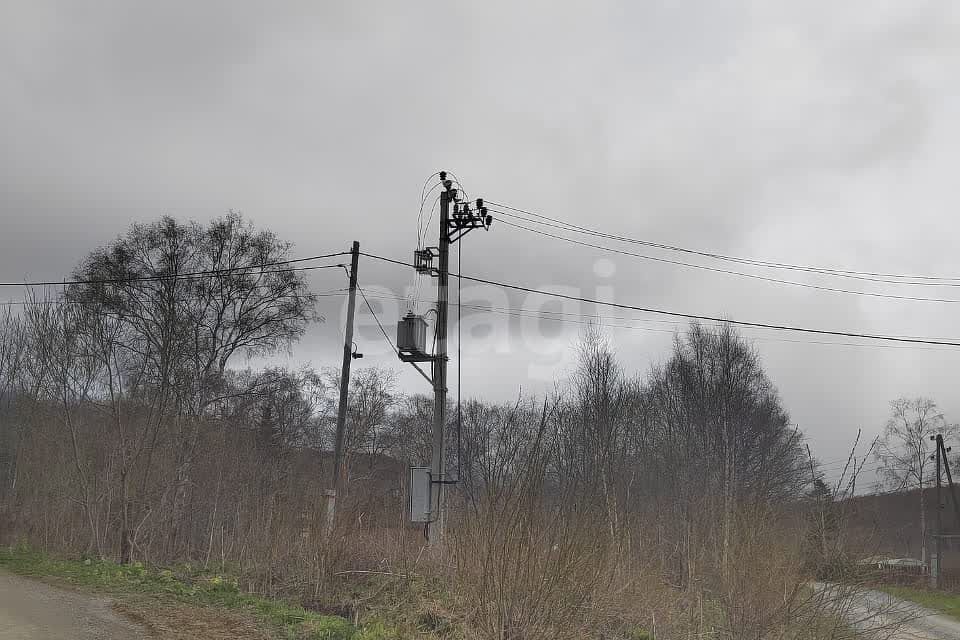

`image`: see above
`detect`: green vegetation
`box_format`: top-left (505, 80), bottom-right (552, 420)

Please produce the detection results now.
top-left (876, 585), bottom-right (960, 622)
top-left (0, 545), bottom-right (398, 639)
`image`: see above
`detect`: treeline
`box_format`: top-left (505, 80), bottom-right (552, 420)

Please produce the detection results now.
top-left (0, 214), bottom-right (845, 638)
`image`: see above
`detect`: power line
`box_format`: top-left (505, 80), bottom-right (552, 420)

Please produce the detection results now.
top-left (344, 290), bottom-right (959, 352)
top-left (418, 184), bottom-right (443, 249)
top-left (821, 470), bottom-right (887, 486)
top-left (414, 180), bottom-right (444, 308)
top-left (486, 200), bottom-right (960, 285)
top-left (414, 173), bottom-right (470, 311)
top-left (419, 193), bottom-right (443, 251)
top-left (818, 460), bottom-right (886, 473)
top-left (357, 283), bottom-right (400, 357)
top-left (454, 272), bottom-right (960, 347)
top-left (420, 172), bottom-right (470, 250)
top-left (0, 286), bottom-right (351, 309)
top-left (419, 171), bottom-right (442, 207)
top-left (358, 251), bottom-right (960, 347)
top-left (0, 254), bottom-right (349, 288)
top-left (332, 288), bottom-right (960, 352)
top-left (414, 191), bottom-right (445, 309)
top-left (815, 456), bottom-right (880, 468)
top-left (0, 293), bottom-right (322, 307)
top-left (495, 217), bottom-right (960, 304)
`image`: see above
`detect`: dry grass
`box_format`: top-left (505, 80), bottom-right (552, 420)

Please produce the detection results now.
top-left (114, 599), bottom-right (273, 639)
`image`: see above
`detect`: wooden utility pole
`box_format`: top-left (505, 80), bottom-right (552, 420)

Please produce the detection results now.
top-left (934, 434), bottom-right (942, 588)
top-left (327, 240), bottom-right (360, 531)
top-left (940, 437), bottom-right (960, 531)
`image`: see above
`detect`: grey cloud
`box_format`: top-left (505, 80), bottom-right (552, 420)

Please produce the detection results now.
top-left (2, 0), bottom-right (960, 471)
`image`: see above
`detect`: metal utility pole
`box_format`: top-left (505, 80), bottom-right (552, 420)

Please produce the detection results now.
top-left (327, 240), bottom-right (360, 531)
top-left (428, 189), bottom-right (451, 547)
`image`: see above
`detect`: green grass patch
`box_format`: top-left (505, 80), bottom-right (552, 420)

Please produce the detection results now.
top-left (0, 544), bottom-right (399, 639)
top-left (876, 585), bottom-right (960, 622)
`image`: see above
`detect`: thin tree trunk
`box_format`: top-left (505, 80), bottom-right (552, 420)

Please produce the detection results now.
top-left (120, 466), bottom-right (132, 564)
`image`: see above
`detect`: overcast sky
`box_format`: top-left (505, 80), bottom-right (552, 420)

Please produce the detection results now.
top-left (3, 1), bottom-right (959, 488)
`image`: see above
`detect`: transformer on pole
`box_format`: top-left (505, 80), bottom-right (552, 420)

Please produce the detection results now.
top-left (397, 171), bottom-right (492, 547)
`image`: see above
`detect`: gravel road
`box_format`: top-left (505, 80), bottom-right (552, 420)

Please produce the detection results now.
top-left (815, 582), bottom-right (960, 639)
top-left (0, 569), bottom-right (147, 639)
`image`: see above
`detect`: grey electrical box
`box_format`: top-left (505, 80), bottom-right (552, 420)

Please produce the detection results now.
top-left (409, 466), bottom-right (431, 523)
top-left (397, 312), bottom-right (428, 355)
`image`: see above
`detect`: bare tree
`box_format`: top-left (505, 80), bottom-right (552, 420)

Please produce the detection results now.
top-left (385, 393), bottom-right (433, 467)
top-left (560, 327), bottom-right (632, 546)
top-left (874, 396), bottom-right (957, 564)
top-left (64, 213), bottom-right (318, 557)
top-left (643, 322), bottom-right (806, 584)
top-left (322, 366), bottom-right (398, 481)
top-left (0, 308), bottom-right (27, 518)
top-left (65, 213), bottom-right (319, 416)
top-left (21, 301), bottom-right (111, 555)
top-left (458, 395), bottom-right (544, 508)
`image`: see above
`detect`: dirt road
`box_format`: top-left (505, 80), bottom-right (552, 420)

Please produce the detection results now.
top-left (851, 589), bottom-right (960, 640)
top-left (816, 582), bottom-right (960, 639)
top-left (8, 569), bottom-right (960, 640)
top-left (0, 569), bottom-right (147, 639)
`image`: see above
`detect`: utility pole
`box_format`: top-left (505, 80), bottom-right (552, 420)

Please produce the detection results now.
top-left (327, 240), bottom-right (360, 531)
top-left (940, 437), bottom-right (960, 531)
top-left (428, 188), bottom-right (451, 547)
top-left (398, 171), bottom-right (492, 548)
top-left (932, 433), bottom-right (943, 589)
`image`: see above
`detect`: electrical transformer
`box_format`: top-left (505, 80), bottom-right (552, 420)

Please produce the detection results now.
top-left (397, 312), bottom-right (428, 356)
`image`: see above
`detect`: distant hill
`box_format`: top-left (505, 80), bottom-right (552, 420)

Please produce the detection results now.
top-left (843, 488), bottom-right (960, 570)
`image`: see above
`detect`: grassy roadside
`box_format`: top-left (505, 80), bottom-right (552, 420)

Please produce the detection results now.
top-left (875, 585), bottom-right (960, 622)
top-left (0, 545), bottom-right (402, 639)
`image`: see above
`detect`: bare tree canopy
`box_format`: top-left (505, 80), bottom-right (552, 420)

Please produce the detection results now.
top-left (65, 213), bottom-right (319, 415)
top-left (874, 396), bottom-right (958, 564)
top-left (645, 322), bottom-right (806, 504)
top-left (876, 397), bottom-right (955, 491)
